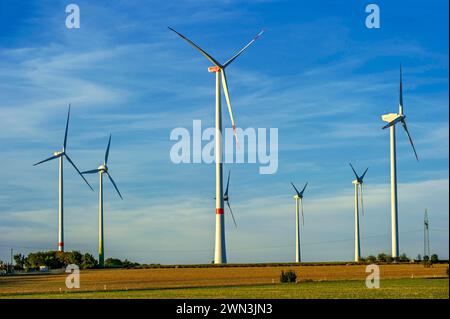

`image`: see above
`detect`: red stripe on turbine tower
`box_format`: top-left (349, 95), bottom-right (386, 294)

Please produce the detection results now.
top-left (216, 208), bottom-right (224, 215)
top-left (58, 242), bottom-right (64, 247)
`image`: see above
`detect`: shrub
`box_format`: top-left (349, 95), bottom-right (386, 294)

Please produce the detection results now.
top-left (104, 257), bottom-right (140, 268)
top-left (366, 255), bottom-right (377, 264)
top-left (377, 253), bottom-right (388, 262)
top-left (104, 258), bottom-right (123, 268)
top-left (280, 270), bottom-right (297, 283)
top-left (399, 253), bottom-right (410, 262)
top-left (431, 254), bottom-right (439, 263)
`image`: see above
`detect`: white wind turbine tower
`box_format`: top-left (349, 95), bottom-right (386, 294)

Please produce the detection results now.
top-left (82, 134), bottom-right (122, 268)
top-left (381, 65), bottom-right (419, 258)
top-left (169, 27), bottom-right (264, 264)
top-left (349, 163), bottom-right (368, 262)
top-left (33, 105), bottom-right (93, 252)
top-left (290, 182), bottom-right (308, 263)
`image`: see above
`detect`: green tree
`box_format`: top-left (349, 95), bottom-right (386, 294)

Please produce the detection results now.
top-left (399, 253), bottom-right (410, 262)
top-left (416, 254), bottom-right (422, 261)
top-left (431, 254), bottom-right (439, 263)
top-left (366, 255), bottom-right (377, 263)
top-left (105, 258), bottom-right (123, 268)
top-left (81, 253), bottom-right (98, 269)
top-left (13, 254), bottom-right (26, 269)
top-left (377, 253), bottom-right (387, 262)
top-left (65, 251), bottom-right (83, 266)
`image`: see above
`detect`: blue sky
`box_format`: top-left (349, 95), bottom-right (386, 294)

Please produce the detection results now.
top-left (0, 0), bottom-right (448, 264)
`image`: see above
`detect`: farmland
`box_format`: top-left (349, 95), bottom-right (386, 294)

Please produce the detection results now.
top-left (3, 278), bottom-right (448, 299)
top-left (0, 263), bottom-right (447, 298)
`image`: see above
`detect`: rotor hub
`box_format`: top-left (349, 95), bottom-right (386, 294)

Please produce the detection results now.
top-left (98, 164), bottom-right (108, 172)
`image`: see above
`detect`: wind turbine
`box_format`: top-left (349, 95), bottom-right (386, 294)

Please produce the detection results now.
top-left (381, 65), bottom-right (419, 258)
top-left (169, 27), bottom-right (264, 263)
top-left (349, 163), bottom-right (368, 262)
top-left (33, 105), bottom-right (93, 252)
top-left (82, 134), bottom-right (122, 267)
top-left (290, 182), bottom-right (308, 263)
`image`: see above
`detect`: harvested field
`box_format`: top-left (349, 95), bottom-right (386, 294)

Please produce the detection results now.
top-left (0, 263), bottom-right (447, 296)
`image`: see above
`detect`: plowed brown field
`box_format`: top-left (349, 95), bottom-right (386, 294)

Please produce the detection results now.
top-left (0, 263), bottom-right (447, 295)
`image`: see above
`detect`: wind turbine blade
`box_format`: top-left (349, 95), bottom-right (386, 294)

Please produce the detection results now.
top-left (223, 29), bottom-right (265, 68)
top-left (105, 134), bottom-right (112, 165)
top-left (106, 172), bottom-right (123, 199)
top-left (33, 154), bottom-right (59, 166)
top-left (64, 154), bottom-right (94, 191)
top-left (81, 169), bottom-right (100, 174)
top-left (349, 163), bottom-right (359, 180)
top-left (224, 170), bottom-right (231, 197)
top-left (226, 200), bottom-right (237, 228)
top-left (63, 104), bottom-right (71, 150)
top-left (168, 27), bottom-right (222, 67)
top-left (300, 199), bottom-right (305, 226)
top-left (221, 70), bottom-right (239, 148)
top-left (401, 120), bottom-right (419, 161)
top-left (300, 182), bottom-right (308, 196)
top-left (361, 167), bottom-right (369, 180)
top-left (399, 64), bottom-right (403, 113)
top-left (290, 182), bottom-right (300, 196)
top-left (360, 183), bottom-right (365, 216)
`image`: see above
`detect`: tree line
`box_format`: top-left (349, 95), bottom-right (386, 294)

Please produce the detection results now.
top-left (0, 251), bottom-right (140, 271)
top-left (360, 253), bottom-right (439, 264)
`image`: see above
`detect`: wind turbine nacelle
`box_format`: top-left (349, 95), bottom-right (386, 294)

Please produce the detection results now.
top-left (53, 151), bottom-right (63, 156)
top-left (352, 180), bottom-right (361, 185)
top-left (381, 113), bottom-right (403, 123)
top-left (208, 66), bottom-right (221, 73)
top-left (293, 195), bottom-right (301, 200)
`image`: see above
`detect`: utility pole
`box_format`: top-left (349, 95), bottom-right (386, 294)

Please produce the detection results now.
top-left (9, 248), bottom-right (13, 273)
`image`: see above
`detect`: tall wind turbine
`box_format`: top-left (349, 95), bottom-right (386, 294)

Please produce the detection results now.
top-left (33, 105), bottom-right (93, 252)
top-left (169, 27), bottom-right (263, 263)
top-left (290, 182), bottom-right (307, 262)
top-left (381, 65), bottom-right (419, 258)
top-left (82, 134), bottom-right (122, 267)
top-left (349, 163), bottom-right (368, 262)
